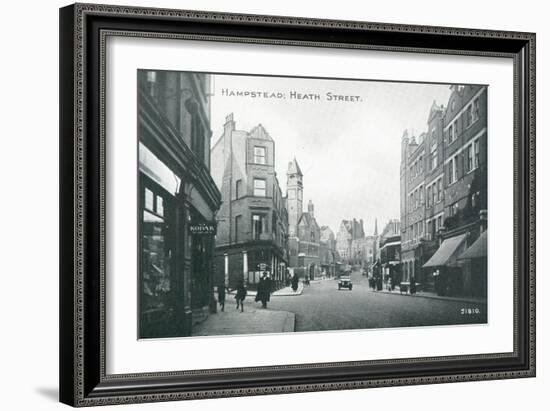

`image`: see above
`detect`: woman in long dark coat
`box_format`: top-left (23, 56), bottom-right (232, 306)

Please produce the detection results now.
top-left (255, 273), bottom-right (271, 308)
top-left (291, 274), bottom-right (299, 292)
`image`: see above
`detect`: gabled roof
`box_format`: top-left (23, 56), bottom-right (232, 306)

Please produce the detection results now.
top-left (427, 99), bottom-right (444, 122)
top-left (298, 212), bottom-right (319, 229)
top-left (287, 157), bottom-right (302, 176)
top-left (248, 123), bottom-right (273, 141)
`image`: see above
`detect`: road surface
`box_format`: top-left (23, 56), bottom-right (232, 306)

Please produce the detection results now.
top-left (265, 270), bottom-right (487, 332)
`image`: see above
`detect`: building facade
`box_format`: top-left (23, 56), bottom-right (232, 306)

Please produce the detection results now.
top-left (336, 219), bottom-right (365, 264)
top-left (400, 85), bottom-right (488, 297)
top-left (138, 70), bottom-right (222, 338)
top-left (211, 114), bottom-right (289, 291)
top-left (379, 220), bottom-right (402, 287)
top-left (319, 226), bottom-right (338, 277)
top-left (286, 158), bottom-right (322, 279)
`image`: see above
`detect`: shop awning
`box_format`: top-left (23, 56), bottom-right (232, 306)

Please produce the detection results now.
top-left (380, 241), bottom-right (401, 249)
top-left (458, 230), bottom-right (487, 260)
top-left (423, 233), bottom-right (467, 268)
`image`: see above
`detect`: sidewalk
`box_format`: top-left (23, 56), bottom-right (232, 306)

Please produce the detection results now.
top-left (192, 307), bottom-right (295, 336)
top-left (228, 282), bottom-right (304, 297)
top-left (369, 287), bottom-right (487, 305)
top-left (309, 276), bottom-right (334, 284)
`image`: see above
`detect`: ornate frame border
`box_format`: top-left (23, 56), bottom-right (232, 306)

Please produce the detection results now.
top-left (59, 3), bottom-right (535, 407)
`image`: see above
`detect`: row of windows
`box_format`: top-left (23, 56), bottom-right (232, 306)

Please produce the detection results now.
top-left (409, 152), bottom-right (424, 182)
top-left (234, 214), bottom-right (267, 242)
top-left (405, 220), bottom-right (424, 243)
top-left (144, 71), bottom-right (208, 166)
top-left (426, 215), bottom-right (444, 240)
top-left (446, 97), bottom-right (480, 145)
top-left (426, 177), bottom-right (443, 208)
top-left (408, 138), bottom-right (481, 213)
top-left (408, 94), bottom-right (481, 178)
top-left (404, 214), bottom-right (444, 243)
top-left (447, 138), bottom-right (480, 186)
top-left (235, 178), bottom-right (267, 199)
top-left (408, 184), bottom-right (424, 212)
top-left (236, 176), bottom-right (286, 205)
top-left (234, 213), bottom-right (286, 246)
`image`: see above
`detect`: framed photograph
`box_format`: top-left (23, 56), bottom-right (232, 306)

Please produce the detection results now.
top-left (59, 3), bottom-right (535, 407)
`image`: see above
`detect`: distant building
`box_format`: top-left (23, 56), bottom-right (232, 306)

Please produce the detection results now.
top-left (211, 114), bottom-right (288, 290)
top-left (400, 85), bottom-right (488, 297)
top-left (319, 226), bottom-right (338, 277)
top-left (336, 219), bottom-right (365, 263)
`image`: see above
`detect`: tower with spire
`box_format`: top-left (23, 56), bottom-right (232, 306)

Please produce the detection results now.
top-left (286, 157), bottom-right (303, 237)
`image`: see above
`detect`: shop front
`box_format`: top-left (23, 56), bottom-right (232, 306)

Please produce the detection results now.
top-left (138, 146), bottom-right (220, 338)
top-left (423, 233), bottom-right (468, 296)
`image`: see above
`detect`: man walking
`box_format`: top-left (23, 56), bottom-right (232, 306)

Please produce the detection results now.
top-left (217, 282), bottom-right (226, 312)
top-left (235, 280), bottom-right (247, 312)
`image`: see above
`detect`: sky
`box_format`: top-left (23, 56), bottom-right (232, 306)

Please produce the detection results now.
top-left (210, 73), bottom-right (452, 235)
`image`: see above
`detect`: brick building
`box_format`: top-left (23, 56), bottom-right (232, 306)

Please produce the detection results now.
top-left (211, 114), bottom-right (289, 290)
top-left (137, 70), bottom-right (222, 338)
top-left (400, 85), bottom-right (488, 297)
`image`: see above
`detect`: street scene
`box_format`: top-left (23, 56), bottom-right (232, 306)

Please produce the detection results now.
top-left (137, 70), bottom-right (488, 339)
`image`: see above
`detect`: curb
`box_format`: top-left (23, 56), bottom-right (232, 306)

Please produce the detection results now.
top-left (282, 312), bottom-right (296, 332)
top-left (228, 284), bottom-right (304, 297)
top-left (370, 289), bottom-right (487, 305)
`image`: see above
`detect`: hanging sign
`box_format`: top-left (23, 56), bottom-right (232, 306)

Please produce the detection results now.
top-left (189, 222), bottom-right (216, 235)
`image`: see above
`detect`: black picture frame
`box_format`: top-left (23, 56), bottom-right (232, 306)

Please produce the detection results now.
top-left (59, 3), bottom-right (536, 407)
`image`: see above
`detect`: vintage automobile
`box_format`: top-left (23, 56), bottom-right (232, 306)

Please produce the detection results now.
top-left (338, 276), bottom-right (353, 290)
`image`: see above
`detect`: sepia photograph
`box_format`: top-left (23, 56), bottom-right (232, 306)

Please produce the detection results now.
top-left (137, 70), bottom-right (488, 339)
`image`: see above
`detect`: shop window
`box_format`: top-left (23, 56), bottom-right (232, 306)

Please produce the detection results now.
top-left (139, 182), bottom-right (172, 338)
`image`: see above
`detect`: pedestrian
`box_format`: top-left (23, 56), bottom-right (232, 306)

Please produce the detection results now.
top-left (217, 282), bottom-right (226, 312)
top-left (291, 274), bottom-right (299, 292)
top-left (410, 275), bottom-right (417, 295)
top-left (235, 280), bottom-right (247, 312)
top-left (255, 272), bottom-right (271, 308)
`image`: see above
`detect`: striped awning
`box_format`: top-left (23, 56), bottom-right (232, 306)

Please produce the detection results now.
top-left (423, 233), bottom-right (467, 268)
top-left (458, 230), bottom-right (487, 260)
